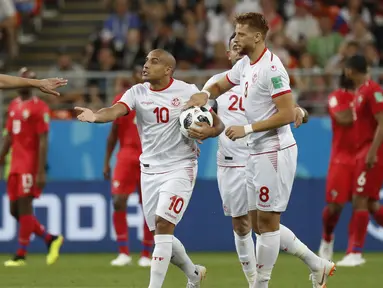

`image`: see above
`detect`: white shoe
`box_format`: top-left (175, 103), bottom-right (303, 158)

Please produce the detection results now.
top-left (318, 238), bottom-right (334, 261)
top-left (336, 253), bottom-right (366, 267)
top-left (186, 265), bottom-right (207, 288)
top-left (309, 259), bottom-right (336, 288)
top-left (110, 254), bottom-right (132, 266)
top-left (138, 256), bottom-right (151, 267)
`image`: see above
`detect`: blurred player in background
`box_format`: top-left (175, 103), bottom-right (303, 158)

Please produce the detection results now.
top-left (335, 55), bottom-right (383, 267)
top-left (76, 49), bottom-right (225, 288)
top-left (0, 68), bottom-right (63, 267)
top-left (186, 13), bottom-right (334, 288)
top-left (318, 73), bottom-right (356, 261)
top-left (104, 90), bottom-right (153, 267)
top-left (0, 73), bottom-right (67, 95)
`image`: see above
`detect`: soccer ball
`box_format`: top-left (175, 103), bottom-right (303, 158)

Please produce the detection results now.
top-left (179, 106), bottom-right (213, 139)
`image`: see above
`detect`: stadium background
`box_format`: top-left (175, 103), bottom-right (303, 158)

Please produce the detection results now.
top-left (0, 0), bottom-right (383, 263)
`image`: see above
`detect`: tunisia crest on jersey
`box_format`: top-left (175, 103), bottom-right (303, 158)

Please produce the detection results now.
top-left (171, 97), bottom-right (181, 107)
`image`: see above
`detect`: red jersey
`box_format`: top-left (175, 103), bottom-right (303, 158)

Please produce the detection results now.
top-left (6, 97), bottom-right (50, 173)
top-left (353, 80), bottom-right (383, 157)
top-left (113, 94), bottom-right (141, 159)
top-left (328, 89), bottom-right (356, 164)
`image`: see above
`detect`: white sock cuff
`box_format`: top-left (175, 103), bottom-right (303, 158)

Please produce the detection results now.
top-left (234, 230), bottom-right (252, 240)
top-left (154, 234), bottom-right (174, 244)
top-left (261, 230), bottom-right (280, 238)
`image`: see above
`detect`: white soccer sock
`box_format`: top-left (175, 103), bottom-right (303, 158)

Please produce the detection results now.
top-left (234, 231), bottom-right (257, 284)
top-left (148, 234), bottom-right (173, 288)
top-left (280, 224), bottom-right (322, 271)
top-left (170, 236), bottom-right (200, 283)
top-left (253, 230), bottom-right (280, 288)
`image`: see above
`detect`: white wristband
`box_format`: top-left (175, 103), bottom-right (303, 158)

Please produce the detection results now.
top-left (201, 89), bottom-right (211, 99)
top-left (244, 124), bottom-right (253, 135)
top-left (297, 107), bottom-right (305, 118)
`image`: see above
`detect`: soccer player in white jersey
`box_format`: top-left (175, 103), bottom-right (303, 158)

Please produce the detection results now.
top-left (186, 13), bottom-right (336, 288)
top-left (75, 49), bottom-right (225, 288)
top-left (189, 33), bottom-right (309, 288)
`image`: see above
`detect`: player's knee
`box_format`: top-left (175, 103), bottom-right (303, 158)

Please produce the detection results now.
top-left (112, 195), bottom-right (127, 211)
top-left (328, 203), bottom-right (344, 214)
top-left (155, 216), bottom-right (175, 235)
top-left (368, 200), bottom-right (380, 214)
top-left (257, 211), bottom-right (280, 233)
top-left (352, 195), bottom-right (369, 210)
top-left (232, 215), bottom-right (251, 236)
top-left (256, 270), bottom-right (271, 282)
top-left (17, 196), bottom-right (33, 215)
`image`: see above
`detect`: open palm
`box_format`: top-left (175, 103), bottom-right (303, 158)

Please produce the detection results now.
top-left (75, 107), bottom-right (96, 122)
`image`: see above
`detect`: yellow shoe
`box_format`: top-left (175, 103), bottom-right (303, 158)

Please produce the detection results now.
top-left (4, 256), bottom-right (26, 267)
top-left (46, 235), bottom-right (64, 265)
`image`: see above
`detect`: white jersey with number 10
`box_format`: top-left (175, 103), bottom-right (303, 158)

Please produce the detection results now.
top-left (118, 78), bottom-right (209, 173)
top-left (226, 48), bottom-right (296, 153)
top-left (204, 71), bottom-right (249, 167)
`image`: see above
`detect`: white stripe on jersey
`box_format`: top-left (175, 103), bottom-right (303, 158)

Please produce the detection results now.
top-left (204, 71), bottom-right (249, 167)
top-left (226, 49), bottom-right (296, 153)
top-left (119, 78), bottom-right (208, 173)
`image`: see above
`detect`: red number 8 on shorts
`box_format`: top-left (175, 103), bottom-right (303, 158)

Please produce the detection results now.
top-left (259, 186), bottom-right (270, 202)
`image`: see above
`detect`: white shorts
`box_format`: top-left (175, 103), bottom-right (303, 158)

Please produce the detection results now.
top-left (217, 166), bottom-right (248, 217)
top-left (247, 144), bottom-right (297, 212)
top-left (141, 166), bottom-right (197, 231)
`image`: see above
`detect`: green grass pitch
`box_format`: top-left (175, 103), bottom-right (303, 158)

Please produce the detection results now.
top-left (1, 253), bottom-right (382, 287)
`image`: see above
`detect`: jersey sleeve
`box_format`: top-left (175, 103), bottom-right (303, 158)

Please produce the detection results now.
top-left (328, 91), bottom-right (351, 114)
top-left (267, 61), bottom-right (292, 99)
top-left (118, 87), bottom-right (136, 112)
top-left (226, 58), bottom-right (243, 86)
top-left (368, 86), bottom-right (383, 115)
top-left (36, 103), bottom-right (50, 134)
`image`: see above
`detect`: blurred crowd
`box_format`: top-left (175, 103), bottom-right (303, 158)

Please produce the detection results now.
top-left (1, 0), bottom-right (383, 116)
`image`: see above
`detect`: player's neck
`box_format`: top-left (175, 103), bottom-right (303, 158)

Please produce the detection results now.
top-left (354, 75), bottom-right (368, 88)
top-left (149, 77), bottom-right (174, 92)
top-left (20, 94), bottom-right (32, 101)
top-left (248, 44), bottom-right (267, 65)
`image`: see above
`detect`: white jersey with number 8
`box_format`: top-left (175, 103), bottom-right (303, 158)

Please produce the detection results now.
top-left (226, 48), bottom-right (296, 153)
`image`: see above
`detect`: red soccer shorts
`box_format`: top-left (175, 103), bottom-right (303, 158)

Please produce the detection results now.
top-left (7, 173), bottom-right (42, 201)
top-left (326, 162), bottom-right (354, 204)
top-left (353, 148), bottom-right (383, 201)
top-left (112, 158), bottom-right (140, 195)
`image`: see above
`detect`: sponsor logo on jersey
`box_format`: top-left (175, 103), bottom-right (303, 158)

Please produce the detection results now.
top-left (271, 65), bottom-right (277, 71)
top-left (141, 101), bottom-right (154, 105)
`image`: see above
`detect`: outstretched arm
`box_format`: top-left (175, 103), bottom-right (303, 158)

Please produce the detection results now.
top-left (75, 103), bottom-right (128, 123)
top-left (0, 74), bottom-right (67, 96)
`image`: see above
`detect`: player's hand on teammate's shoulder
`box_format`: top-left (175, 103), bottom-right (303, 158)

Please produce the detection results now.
top-left (226, 125), bottom-right (246, 141)
top-left (75, 107), bottom-right (96, 123)
top-left (184, 92), bottom-right (209, 109)
top-left (188, 122), bottom-right (214, 142)
top-left (38, 78), bottom-right (68, 96)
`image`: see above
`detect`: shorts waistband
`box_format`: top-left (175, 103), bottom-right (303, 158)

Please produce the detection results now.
top-left (250, 143), bottom-right (296, 156)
